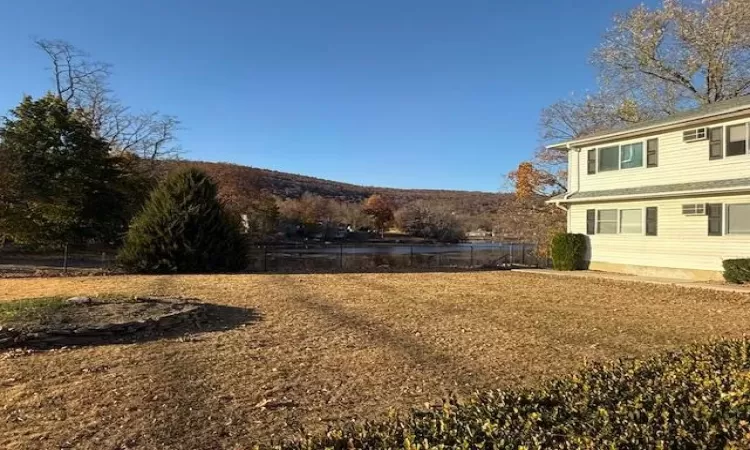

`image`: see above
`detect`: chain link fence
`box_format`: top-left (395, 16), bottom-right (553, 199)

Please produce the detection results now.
top-left (247, 242), bottom-right (548, 273)
top-left (0, 242), bottom-right (550, 275)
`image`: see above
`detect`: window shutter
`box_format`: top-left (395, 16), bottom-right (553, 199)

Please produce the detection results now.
top-left (586, 209), bottom-right (596, 235)
top-left (709, 127), bottom-right (723, 160)
top-left (707, 203), bottom-right (723, 236)
top-left (645, 207), bottom-right (658, 236)
top-left (646, 139), bottom-right (658, 167)
top-left (587, 149), bottom-right (596, 174)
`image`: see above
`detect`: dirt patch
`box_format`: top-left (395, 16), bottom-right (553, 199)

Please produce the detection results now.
top-left (0, 296), bottom-right (256, 349)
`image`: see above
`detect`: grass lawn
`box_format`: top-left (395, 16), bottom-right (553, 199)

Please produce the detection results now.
top-left (1, 272), bottom-right (749, 449)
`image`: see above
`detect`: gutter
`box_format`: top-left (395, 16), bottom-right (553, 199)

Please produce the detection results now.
top-left (553, 185), bottom-right (750, 205)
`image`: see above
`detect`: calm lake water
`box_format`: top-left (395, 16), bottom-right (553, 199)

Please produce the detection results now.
top-left (270, 242), bottom-right (533, 255)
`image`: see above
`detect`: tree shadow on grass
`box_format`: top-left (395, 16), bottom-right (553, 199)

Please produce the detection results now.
top-left (1, 303), bottom-right (261, 351)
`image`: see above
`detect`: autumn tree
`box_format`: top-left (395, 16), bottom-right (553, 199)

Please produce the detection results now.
top-left (395, 201), bottom-right (464, 242)
top-left (519, 0), bottom-right (750, 195)
top-left (362, 194), bottom-right (394, 238)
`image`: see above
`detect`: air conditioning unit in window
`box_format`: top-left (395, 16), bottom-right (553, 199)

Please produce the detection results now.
top-left (682, 203), bottom-right (706, 216)
top-left (683, 128), bottom-right (707, 142)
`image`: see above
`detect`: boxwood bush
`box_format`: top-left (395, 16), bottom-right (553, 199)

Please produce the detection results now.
top-left (723, 258), bottom-right (750, 284)
top-left (550, 232), bottom-right (586, 271)
top-left (279, 340), bottom-right (750, 450)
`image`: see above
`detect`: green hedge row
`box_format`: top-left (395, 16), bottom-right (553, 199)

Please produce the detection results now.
top-left (550, 233), bottom-right (586, 271)
top-left (278, 340), bottom-right (750, 449)
top-left (723, 259), bottom-right (750, 284)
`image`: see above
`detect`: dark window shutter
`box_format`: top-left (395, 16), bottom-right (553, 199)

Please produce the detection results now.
top-left (645, 207), bottom-right (658, 236)
top-left (709, 127), bottom-right (723, 160)
top-left (587, 150), bottom-right (596, 174)
top-left (646, 139), bottom-right (658, 167)
top-left (586, 209), bottom-right (596, 235)
top-left (707, 203), bottom-right (723, 236)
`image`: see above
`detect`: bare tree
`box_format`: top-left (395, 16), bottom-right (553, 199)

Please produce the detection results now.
top-left (35, 39), bottom-right (180, 163)
top-left (595, 0), bottom-right (750, 105)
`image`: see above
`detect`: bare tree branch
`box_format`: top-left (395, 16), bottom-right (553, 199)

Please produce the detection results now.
top-left (34, 39), bottom-right (181, 167)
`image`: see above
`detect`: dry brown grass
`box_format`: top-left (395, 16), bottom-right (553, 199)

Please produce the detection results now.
top-left (1, 272), bottom-right (749, 449)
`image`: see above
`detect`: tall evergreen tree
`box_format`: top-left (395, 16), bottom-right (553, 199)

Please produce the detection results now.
top-left (118, 168), bottom-right (248, 273)
top-left (0, 94), bottom-right (133, 245)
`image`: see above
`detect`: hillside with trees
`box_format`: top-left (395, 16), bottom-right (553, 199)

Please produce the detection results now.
top-left (161, 160), bottom-right (538, 241)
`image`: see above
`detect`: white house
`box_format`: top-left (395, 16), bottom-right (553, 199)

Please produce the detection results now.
top-left (548, 96), bottom-right (750, 281)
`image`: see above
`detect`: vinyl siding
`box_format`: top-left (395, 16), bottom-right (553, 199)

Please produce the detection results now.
top-left (574, 115), bottom-right (750, 192)
top-left (568, 194), bottom-right (750, 272)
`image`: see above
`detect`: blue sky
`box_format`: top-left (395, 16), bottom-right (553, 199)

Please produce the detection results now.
top-left (0, 1), bottom-right (655, 192)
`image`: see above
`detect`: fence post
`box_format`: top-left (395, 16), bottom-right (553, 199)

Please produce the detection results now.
top-left (62, 243), bottom-right (69, 273)
top-left (101, 252), bottom-right (106, 269)
top-left (263, 246), bottom-right (268, 272)
top-left (470, 245), bottom-right (474, 268)
top-left (521, 243), bottom-right (526, 266)
top-left (340, 243), bottom-right (344, 270)
top-left (509, 242), bottom-right (514, 267)
top-left (410, 246), bottom-right (414, 267)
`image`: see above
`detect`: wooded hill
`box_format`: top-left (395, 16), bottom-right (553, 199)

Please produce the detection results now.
top-left (164, 160), bottom-right (515, 219)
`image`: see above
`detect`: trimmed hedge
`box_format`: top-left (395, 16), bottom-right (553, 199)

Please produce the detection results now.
top-left (278, 340), bottom-right (750, 450)
top-left (550, 232), bottom-right (586, 271)
top-left (723, 258), bottom-right (750, 284)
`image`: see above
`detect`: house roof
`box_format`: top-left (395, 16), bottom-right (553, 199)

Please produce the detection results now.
top-left (547, 177), bottom-right (750, 204)
top-left (548, 95), bottom-right (750, 150)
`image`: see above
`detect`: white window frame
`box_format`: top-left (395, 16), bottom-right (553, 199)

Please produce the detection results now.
top-left (708, 122), bottom-right (750, 159)
top-left (596, 209), bottom-right (618, 234)
top-left (592, 208), bottom-right (647, 236)
top-left (595, 140), bottom-right (647, 173)
top-left (619, 209), bottom-right (644, 234)
top-left (725, 203), bottom-right (750, 235)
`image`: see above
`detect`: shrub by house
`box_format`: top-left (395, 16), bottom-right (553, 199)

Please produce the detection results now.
top-left (723, 258), bottom-right (750, 284)
top-left (550, 232), bottom-right (586, 271)
top-left (118, 168), bottom-right (247, 273)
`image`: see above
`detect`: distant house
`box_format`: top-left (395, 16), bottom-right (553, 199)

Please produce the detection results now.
top-left (466, 229), bottom-right (492, 239)
top-left (548, 96), bottom-right (750, 281)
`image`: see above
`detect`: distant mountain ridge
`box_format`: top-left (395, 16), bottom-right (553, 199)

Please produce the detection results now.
top-left (165, 160), bottom-right (513, 217)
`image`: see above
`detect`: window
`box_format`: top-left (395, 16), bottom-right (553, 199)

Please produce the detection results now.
top-left (620, 143), bottom-right (643, 169)
top-left (707, 203), bottom-right (723, 236)
top-left (619, 209), bottom-right (643, 234)
top-left (598, 146), bottom-right (619, 172)
top-left (682, 204), bottom-right (706, 216)
top-left (646, 138), bottom-right (658, 167)
top-left (726, 124), bottom-right (747, 156)
top-left (587, 149), bottom-right (597, 175)
top-left (645, 207), bottom-right (658, 236)
top-left (597, 209), bottom-right (617, 234)
top-left (683, 128), bottom-right (707, 142)
top-left (727, 204), bottom-right (750, 234)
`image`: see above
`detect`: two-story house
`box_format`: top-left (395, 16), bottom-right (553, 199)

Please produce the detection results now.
top-left (547, 96), bottom-right (750, 281)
